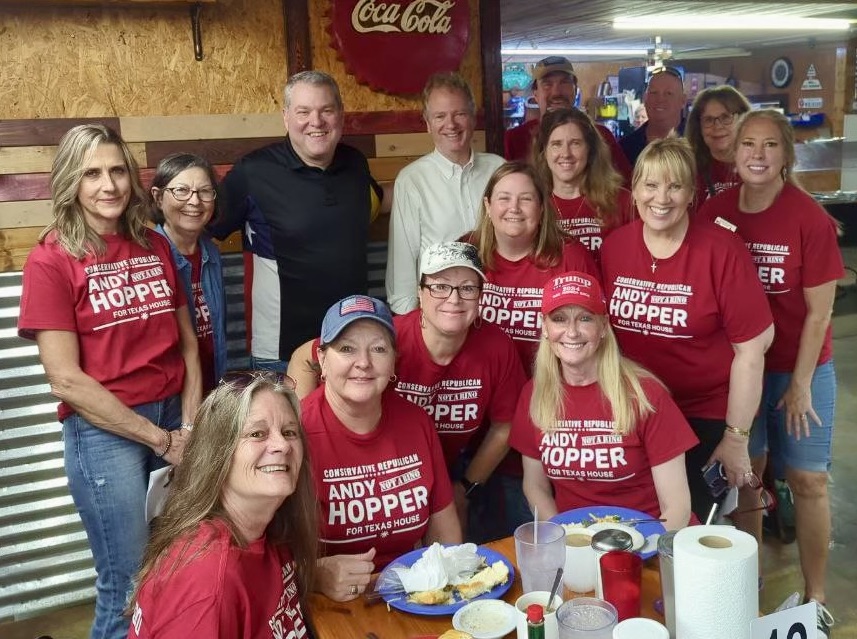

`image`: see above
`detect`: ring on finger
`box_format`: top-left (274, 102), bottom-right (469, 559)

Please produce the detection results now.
top-left (800, 414), bottom-right (808, 421)
top-left (350, 584), bottom-right (358, 596)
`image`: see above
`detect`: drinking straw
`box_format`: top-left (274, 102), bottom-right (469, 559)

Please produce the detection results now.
top-left (534, 506), bottom-right (539, 543)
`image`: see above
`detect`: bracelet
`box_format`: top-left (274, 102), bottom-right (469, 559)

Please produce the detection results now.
top-left (459, 476), bottom-right (481, 498)
top-left (180, 422), bottom-right (194, 431)
top-left (156, 429), bottom-right (173, 458)
top-left (725, 425), bottom-right (751, 438)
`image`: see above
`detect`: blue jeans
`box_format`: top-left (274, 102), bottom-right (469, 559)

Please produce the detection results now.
top-left (63, 395), bottom-right (181, 639)
top-left (250, 356), bottom-right (288, 373)
top-left (749, 361), bottom-right (836, 475)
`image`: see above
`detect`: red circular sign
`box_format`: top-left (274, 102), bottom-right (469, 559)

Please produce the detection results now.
top-left (328, 0), bottom-right (471, 95)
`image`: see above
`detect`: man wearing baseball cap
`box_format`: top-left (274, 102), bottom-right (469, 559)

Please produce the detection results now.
top-left (504, 56), bottom-right (632, 184)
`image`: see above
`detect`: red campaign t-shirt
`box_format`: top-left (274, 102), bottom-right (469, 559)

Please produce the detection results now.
top-left (393, 311), bottom-right (526, 468)
top-left (551, 188), bottom-right (636, 256)
top-left (504, 119), bottom-right (633, 186)
top-left (700, 183), bottom-right (844, 372)
top-left (129, 519), bottom-right (306, 639)
top-left (600, 219), bottom-right (772, 419)
top-left (695, 158), bottom-right (741, 208)
top-left (301, 388), bottom-right (454, 570)
top-left (509, 378), bottom-right (698, 516)
top-left (185, 250), bottom-right (216, 394)
top-left (18, 230), bottom-right (187, 421)
top-left (480, 243), bottom-right (599, 374)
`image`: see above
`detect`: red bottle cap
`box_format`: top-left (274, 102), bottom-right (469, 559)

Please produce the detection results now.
top-left (526, 603), bottom-right (545, 623)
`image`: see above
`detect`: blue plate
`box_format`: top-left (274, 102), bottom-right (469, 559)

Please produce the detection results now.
top-left (379, 545), bottom-right (515, 616)
top-left (550, 505), bottom-right (666, 560)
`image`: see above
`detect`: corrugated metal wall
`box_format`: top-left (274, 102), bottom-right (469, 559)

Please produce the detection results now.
top-left (0, 244), bottom-right (387, 623)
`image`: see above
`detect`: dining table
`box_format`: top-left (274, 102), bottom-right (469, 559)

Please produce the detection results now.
top-left (307, 535), bottom-right (665, 639)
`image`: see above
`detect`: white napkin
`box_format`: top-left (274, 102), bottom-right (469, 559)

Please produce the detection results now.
top-left (145, 466), bottom-right (173, 523)
top-left (391, 543), bottom-right (483, 592)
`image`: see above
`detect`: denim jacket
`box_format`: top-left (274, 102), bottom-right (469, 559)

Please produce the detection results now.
top-left (155, 225), bottom-right (227, 382)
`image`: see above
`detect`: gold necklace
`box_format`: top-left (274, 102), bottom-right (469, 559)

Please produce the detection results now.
top-left (551, 192), bottom-right (586, 219)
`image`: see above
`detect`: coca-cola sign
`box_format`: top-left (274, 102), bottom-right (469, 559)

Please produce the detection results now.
top-left (328, 0), bottom-right (470, 95)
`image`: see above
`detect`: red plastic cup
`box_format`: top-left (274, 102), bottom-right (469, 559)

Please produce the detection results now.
top-left (599, 550), bottom-right (642, 621)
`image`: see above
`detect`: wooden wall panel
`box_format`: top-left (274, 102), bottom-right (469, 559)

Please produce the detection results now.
top-left (0, 143), bottom-right (147, 175)
top-left (0, 0), bottom-right (286, 118)
top-left (0, 118), bottom-right (121, 147)
top-left (375, 131), bottom-right (487, 158)
top-left (0, 227), bottom-right (44, 272)
top-left (0, 201), bottom-right (52, 230)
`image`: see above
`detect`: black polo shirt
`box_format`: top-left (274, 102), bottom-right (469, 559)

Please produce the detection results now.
top-left (211, 137), bottom-right (375, 360)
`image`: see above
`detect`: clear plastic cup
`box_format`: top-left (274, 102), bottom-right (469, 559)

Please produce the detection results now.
top-left (556, 597), bottom-right (617, 639)
top-left (514, 521), bottom-right (567, 593)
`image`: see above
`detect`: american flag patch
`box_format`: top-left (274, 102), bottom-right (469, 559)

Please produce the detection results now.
top-left (340, 296), bottom-right (375, 316)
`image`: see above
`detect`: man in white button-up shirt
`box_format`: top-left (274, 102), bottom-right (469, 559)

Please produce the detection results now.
top-left (385, 73), bottom-right (504, 314)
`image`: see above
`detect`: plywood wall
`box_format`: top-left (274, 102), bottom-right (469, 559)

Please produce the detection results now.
top-left (0, 0), bottom-right (289, 118)
top-left (0, 0), bottom-right (484, 119)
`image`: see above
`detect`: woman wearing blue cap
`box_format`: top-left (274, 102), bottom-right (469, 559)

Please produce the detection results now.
top-left (301, 294), bottom-right (462, 602)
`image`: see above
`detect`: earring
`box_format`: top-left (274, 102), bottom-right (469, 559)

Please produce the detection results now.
top-left (781, 166), bottom-right (788, 181)
top-left (320, 373), bottom-right (326, 382)
top-left (389, 374), bottom-right (398, 383)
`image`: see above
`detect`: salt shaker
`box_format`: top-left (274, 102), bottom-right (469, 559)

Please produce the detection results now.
top-left (591, 529), bottom-right (633, 598)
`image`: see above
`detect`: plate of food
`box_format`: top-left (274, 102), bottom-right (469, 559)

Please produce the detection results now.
top-left (377, 544), bottom-right (515, 616)
top-left (549, 505), bottom-right (666, 560)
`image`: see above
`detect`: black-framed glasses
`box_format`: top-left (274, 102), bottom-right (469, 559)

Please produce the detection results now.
top-left (163, 186), bottom-right (217, 202)
top-left (420, 283), bottom-right (482, 300)
top-left (220, 370), bottom-right (297, 390)
top-left (701, 112), bottom-right (736, 129)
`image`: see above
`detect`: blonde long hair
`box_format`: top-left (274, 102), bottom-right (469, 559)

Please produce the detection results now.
top-left (129, 376), bottom-right (318, 608)
top-left (530, 320), bottom-right (656, 436)
top-left (42, 124), bottom-right (150, 258)
top-left (471, 161), bottom-right (565, 270)
top-left (534, 108), bottom-right (624, 227)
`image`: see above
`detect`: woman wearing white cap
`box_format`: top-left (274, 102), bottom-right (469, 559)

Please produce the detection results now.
top-left (289, 242), bottom-right (527, 543)
top-left (300, 294), bottom-right (462, 602)
top-left (509, 271), bottom-right (697, 531)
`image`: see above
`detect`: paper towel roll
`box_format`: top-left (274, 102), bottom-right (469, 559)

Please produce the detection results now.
top-left (674, 525), bottom-right (757, 639)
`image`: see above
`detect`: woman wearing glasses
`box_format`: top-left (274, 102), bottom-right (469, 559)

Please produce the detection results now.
top-left (532, 108), bottom-right (635, 262)
top-left (18, 124), bottom-right (201, 639)
top-left (128, 372), bottom-right (317, 638)
top-left (599, 137), bottom-right (774, 522)
top-left (301, 295), bottom-right (463, 601)
top-left (151, 153), bottom-right (226, 393)
top-left (510, 272), bottom-right (697, 531)
top-left (468, 161), bottom-right (598, 373)
top-left (700, 111), bottom-right (842, 633)
top-left (685, 85), bottom-right (752, 206)
top-left (289, 243), bottom-right (526, 543)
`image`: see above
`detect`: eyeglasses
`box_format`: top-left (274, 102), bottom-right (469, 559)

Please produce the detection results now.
top-left (421, 283), bottom-right (482, 300)
top-left (163, 186), bottom-right (217, 202)
top-left (701, 113), bottom-right (736, 129)
top-left (725, 473), bottom-right (777, 517)
top-left (220, 370), bottom-right (297, 390)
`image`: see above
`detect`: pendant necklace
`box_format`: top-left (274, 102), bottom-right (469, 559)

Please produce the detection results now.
top-left (551, 192), bottom-right (586, 220)
top-left (649, 253), bottom-right (659, 273)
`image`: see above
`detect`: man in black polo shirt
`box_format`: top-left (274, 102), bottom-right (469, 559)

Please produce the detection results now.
top-left (211, 70), bottom-right (381, 371)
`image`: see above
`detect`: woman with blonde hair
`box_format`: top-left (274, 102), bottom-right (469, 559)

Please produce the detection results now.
top-left (685, 85), bottom-right (752, 206)
top-left (509, 271), bottom-right (696, 530)
top-left (600, 136), bottom-right (774, 522)
top-left (533, 108), bottom-right (635, 258)
top-left (128, 372), bottom-right (317, 637)
top-left (467, 161), bottom-right (598, 372)
top-left (18, 124), bottom-right (201, 639)
top-left (700, 110), bottom-right (842, 635)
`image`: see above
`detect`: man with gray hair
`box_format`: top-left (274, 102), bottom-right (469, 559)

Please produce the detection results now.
top-left (211, 70), bottom-right (381, 371)
top-left (386, 72), bottom-right (504, 314)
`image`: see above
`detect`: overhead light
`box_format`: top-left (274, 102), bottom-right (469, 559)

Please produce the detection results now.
top-left (501, 48), bottom-right (648, 57)
top-left (614, 16), bottom-right (851, 31)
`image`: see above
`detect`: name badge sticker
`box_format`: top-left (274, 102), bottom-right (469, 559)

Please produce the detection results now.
top-left (714, 216), bottom-right (738, 233)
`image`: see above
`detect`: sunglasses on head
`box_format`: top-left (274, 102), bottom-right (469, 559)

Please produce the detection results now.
top-left (219, 370), bottom-right (297, 391)
top-left (649, 66), bottom-right (682, 82)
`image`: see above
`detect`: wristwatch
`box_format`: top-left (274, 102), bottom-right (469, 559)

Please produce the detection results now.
top-left (459, 476), bottom-right (481, 498)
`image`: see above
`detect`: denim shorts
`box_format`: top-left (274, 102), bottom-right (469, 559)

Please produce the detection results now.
top-left (749, 360), bottom-right (836, 474)
top-left (63, 395), bottom-right (181, 639)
